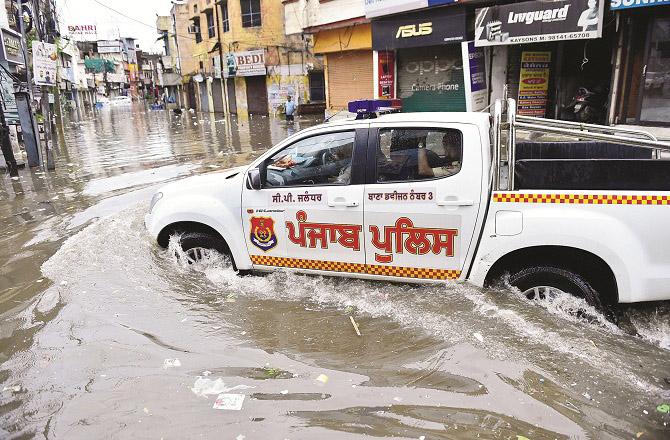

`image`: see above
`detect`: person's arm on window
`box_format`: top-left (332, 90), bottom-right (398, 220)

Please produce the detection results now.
top-left (417, 148), bottom-right (435, 177)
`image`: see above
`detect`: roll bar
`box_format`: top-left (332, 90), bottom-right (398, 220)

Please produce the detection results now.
top-left (492, 98), bottom-right (670, 191)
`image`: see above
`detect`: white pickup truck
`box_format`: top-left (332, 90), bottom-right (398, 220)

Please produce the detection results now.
top-left (145, 99), bottom-right (670, 308)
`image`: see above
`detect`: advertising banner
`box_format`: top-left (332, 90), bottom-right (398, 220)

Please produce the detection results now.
top-left (610, 0), bottom-right (670, 9)
top-left (461, 41), bottom-right (488, 111)
top-left (0, 28), bottom-right (24, 66)
top-left (98, 40), bottom-right (123, 54)
top-left (364, 0), bottom-right (458, 18)
top-left (517, 51), bottom-right (551, 117)
top-left (377, 51), bottom-right (396, 99)
top-left (475, 0), bottom-right (604, 47)
top-left (224, 50), bottom-right (266, 77)
top-left (32, 41), bottom-right (58, 86)
top-left (0, 60), bottom-right (19, 124)
top-left (372, 7), bottom-right (466, 50)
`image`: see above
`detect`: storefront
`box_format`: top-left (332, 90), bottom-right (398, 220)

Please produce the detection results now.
top-left (313, 24), bottom-right (374, 111)
top-left (609, 1), bottom-right (670, 126)
top-left (371, 6), bottom-right (477, 112)
top-left (225, 49), bottom-right (269, 116)
top-left (475, 0), bottom-right (612, 122)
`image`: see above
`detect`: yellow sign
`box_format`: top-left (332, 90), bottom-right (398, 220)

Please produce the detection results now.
top-left (517, 51), bottom-right (551, 117)
top-left (396, 22), bottom-right (433, 39)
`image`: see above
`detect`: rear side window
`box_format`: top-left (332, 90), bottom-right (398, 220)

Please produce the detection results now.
top-left (376, 128), bottom-right (463, 183)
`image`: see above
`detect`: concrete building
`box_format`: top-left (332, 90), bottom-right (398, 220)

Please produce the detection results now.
top-left (284, 0), bottom-right (372, 115)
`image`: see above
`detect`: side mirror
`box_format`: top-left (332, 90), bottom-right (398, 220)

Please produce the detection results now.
top-left (247, 167), bottom-right (262, 190)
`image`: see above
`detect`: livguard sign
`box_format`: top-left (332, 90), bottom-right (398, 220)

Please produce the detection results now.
top-left (610, 0), bottom-right (670, 9)
top-left (372, 7), bottom-right (466, 50)
top-left (475, 0), bottom-right (605, 47)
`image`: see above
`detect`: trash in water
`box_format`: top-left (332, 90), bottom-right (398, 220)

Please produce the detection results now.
top-left (213, 393), bottom-right (245, 410)
top-left (316, 374), bottom-right (329, 384)
top-left (162, 358), bottom-right (181, 369)
top-left (517, 436), bottom-right (530, 440)
top-left (236, 435), bottom-right (245, 440)
top-left (202, 371), bottom-right (212, 377)
top-left (59, 280), bottom-right (68, 286)
top-left (143, 407), bottom-right (150, 414)
top-left (657, 403), bottom-right (670, 414)
top-left (636, 432), bottom-right (645, 438)
top-left (263, 367), bottom-right (281, 379)
top-left (280, 390), bottom-right (289, 395)
top-left (473, 332), bottom-right (484, 343)
top-left (2, 385), bottom-right (21, 393)
top-left (191, 377), bottom-right (253, 397)
top-left (349, 316), bottom-right (362, 336)
top-left (344, 305), bottom-right (355, 315)
top-left (643, 409), bottom-right (649, 415)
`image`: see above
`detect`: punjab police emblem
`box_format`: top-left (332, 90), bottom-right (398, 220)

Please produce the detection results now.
top-left (250, 216), bottom-right (277, 251)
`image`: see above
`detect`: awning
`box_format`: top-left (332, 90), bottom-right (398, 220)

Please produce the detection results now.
top-left (313, 24), bottom-right (372, 54)
top-left (162, 73), bottom-right (182, 87)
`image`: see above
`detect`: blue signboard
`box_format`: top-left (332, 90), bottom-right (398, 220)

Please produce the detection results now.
top-left (428, 0), bottom-right (458, 5)
top-left (610, 0), bottom-right (670, 10)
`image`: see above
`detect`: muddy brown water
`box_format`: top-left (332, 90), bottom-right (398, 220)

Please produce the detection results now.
top-left (0, 105), bottom-right (669, 439)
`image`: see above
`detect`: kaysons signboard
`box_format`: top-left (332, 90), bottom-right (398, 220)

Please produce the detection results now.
top-left (475, 0), bottom-right (605, 47)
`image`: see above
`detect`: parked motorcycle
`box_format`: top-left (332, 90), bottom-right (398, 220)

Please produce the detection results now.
top-left (564, 86), bottom-right (607, 124)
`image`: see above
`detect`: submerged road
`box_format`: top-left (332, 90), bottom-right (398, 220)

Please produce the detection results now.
top-left (0, 105), bottom-right (668, 439)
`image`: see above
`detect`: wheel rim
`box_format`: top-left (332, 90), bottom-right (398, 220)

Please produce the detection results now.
top-left (184, 247), bottom-right (209, 264)
top-left (522, 286), bottom-right (566, 301)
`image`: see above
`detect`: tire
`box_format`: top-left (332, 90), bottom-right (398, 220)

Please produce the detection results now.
top-left (507, 265), bottom-right (602, 309)
top-left (176, 231), bottom-right (245, 274)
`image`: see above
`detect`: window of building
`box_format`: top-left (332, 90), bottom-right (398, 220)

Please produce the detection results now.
top-left (193, 17), bottom-right (202, 43)
top-left (206, 10), bottom-right (215, 39)
top-left (375, 128), bottom-right (463, 183)
top-left (240, 0), bottom-right (261, 28)
top-left (221, 2), bottom-right (230, 33)
top-left (265, 131), bottom-right (356, 187)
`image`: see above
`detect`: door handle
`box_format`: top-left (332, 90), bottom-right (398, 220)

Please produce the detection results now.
top-left (436, 199), bottom-right (474, 207)
top-left (328, 199), bottom-right (359, 207)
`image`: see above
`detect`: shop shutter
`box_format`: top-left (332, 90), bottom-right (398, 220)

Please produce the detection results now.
top-left (397, 45), bottom-right (466, 112)
top-left (327, 50), bottom-right (374, 109)
top-left (245, 76), bottom-right (269, 115)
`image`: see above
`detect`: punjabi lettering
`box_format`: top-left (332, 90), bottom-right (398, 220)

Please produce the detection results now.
top-left (271, 191), bottom-right (323, 204)
top-left (286, 210), bottom-right (362, 251)
top-left (367, 189), bottom-right (434, 202)
top-left (370, 217), bottom-right (458, 264)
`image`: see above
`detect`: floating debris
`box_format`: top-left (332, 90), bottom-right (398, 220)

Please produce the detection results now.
top-left (213, 393), bottom-right (245, 410)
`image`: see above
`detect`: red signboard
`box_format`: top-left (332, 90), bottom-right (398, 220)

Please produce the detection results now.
top-left (377, 51), bottom-right (395, 99)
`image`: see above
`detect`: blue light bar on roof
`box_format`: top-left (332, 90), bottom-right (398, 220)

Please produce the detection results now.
top-left (348, 99), bottom-right (402, 114)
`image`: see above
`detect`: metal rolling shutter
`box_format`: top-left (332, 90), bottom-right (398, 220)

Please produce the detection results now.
top-left (327, 50), bottom-right (373, 109)
top-left (397, 45), bottom-right (466, 112)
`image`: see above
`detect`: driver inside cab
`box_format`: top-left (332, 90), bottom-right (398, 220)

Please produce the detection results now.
top-left (418, 131), bottom-right (462, 178)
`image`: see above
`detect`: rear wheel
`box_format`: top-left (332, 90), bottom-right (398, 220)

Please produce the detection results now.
top-left (507, 265), bottom-right (602, 309)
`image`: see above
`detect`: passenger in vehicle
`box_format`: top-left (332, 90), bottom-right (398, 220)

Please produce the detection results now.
top-left (418, 131), bottom-right (462, 178)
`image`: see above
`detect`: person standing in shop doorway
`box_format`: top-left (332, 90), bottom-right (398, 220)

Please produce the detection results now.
top-left (285, 95), bottom-right (296, 122)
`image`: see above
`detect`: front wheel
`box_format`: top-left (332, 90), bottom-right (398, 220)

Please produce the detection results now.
top-left (175, 231), bottom-right (247, 275)
top-left (507, 266), bottom-right (602, 309)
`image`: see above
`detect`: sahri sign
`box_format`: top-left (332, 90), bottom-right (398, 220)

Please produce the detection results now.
top-left (610, 0), bottom-right (670, 9)
top-left (0, 28), bottom-right (24, 66)
top-left (475, 0), bottom-right (605, 47)
top-left (32, 41), bottom-right (58, 87)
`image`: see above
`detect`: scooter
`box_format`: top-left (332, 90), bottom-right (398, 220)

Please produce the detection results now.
top-left (564, 86), bottom-right (607, 124)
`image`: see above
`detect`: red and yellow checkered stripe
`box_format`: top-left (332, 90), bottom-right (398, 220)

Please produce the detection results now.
top-left (250, 255), bottom-right (461, 280)
top-left (493, 192), bottom-right (670, 205)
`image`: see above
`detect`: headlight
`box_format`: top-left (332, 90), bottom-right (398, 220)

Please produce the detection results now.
top-left (149, 192), bottom-right (163, 213)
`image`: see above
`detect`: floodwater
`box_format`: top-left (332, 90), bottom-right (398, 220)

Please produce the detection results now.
top-left (0, 104), bottom-right (669, 439)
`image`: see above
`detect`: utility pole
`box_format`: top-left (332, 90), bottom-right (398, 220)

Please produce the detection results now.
top-left (213, 0), bottom-right (228, 114)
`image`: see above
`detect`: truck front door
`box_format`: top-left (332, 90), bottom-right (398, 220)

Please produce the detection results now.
top-left (363, 123), bottom-right (484, 281)
top-left (242, 127), bottom-right (368, 274)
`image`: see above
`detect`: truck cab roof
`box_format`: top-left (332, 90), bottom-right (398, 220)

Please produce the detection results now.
top-left (323, 112), bottom-right (490, 128)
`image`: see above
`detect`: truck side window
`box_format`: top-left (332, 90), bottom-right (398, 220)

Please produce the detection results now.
top-left (376, 128), bottom-right (463, 183)
top-left (265, 131), bottom-right (355, 187)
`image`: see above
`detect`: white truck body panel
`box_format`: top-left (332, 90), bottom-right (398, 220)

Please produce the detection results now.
top-left (145, 111), bottom-right (670, 304)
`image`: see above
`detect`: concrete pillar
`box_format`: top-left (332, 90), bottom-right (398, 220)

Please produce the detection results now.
top-left (234, 76), bottom-right (249, 119)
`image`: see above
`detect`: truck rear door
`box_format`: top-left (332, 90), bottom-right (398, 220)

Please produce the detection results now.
top-left (363, 122), bottom-right (484, 281)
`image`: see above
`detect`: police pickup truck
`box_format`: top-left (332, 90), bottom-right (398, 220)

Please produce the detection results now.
top-left (145, 99), bottom-right (670, 308)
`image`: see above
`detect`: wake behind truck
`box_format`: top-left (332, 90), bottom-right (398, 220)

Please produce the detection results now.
top-left (145, 99), bottom-right (670, 308)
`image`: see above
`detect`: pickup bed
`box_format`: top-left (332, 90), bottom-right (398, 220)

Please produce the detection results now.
top-left (145, 99), bottom-right (670, 307)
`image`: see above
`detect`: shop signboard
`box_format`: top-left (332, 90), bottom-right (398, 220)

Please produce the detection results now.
top-left (98, 40), bottom-right (123, 54)
top-left (610, 0), bottom-right (670, 9)
top-left (0, 28), bottom-right (24, 66)
top-left (461, 41), bottom-right (487, 111)
top-left (474, 0), bottom-right (604, 47)
top-left (0, 60), bottom-right (19, 124)
top-left (32, 41), bottom-right (58, 86)
top-left (517, 51), bottom-right (551, 117)
top-left (397, 45), bottom-right (465, 112)
top-left (224, 50), bottom-right (266, 77)
top-left (378, 51), bottom-right (396, 99)
top-left (372, 7), bottom-right (466, 50)
top-left (364, 0), bottom-right (458, 18)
